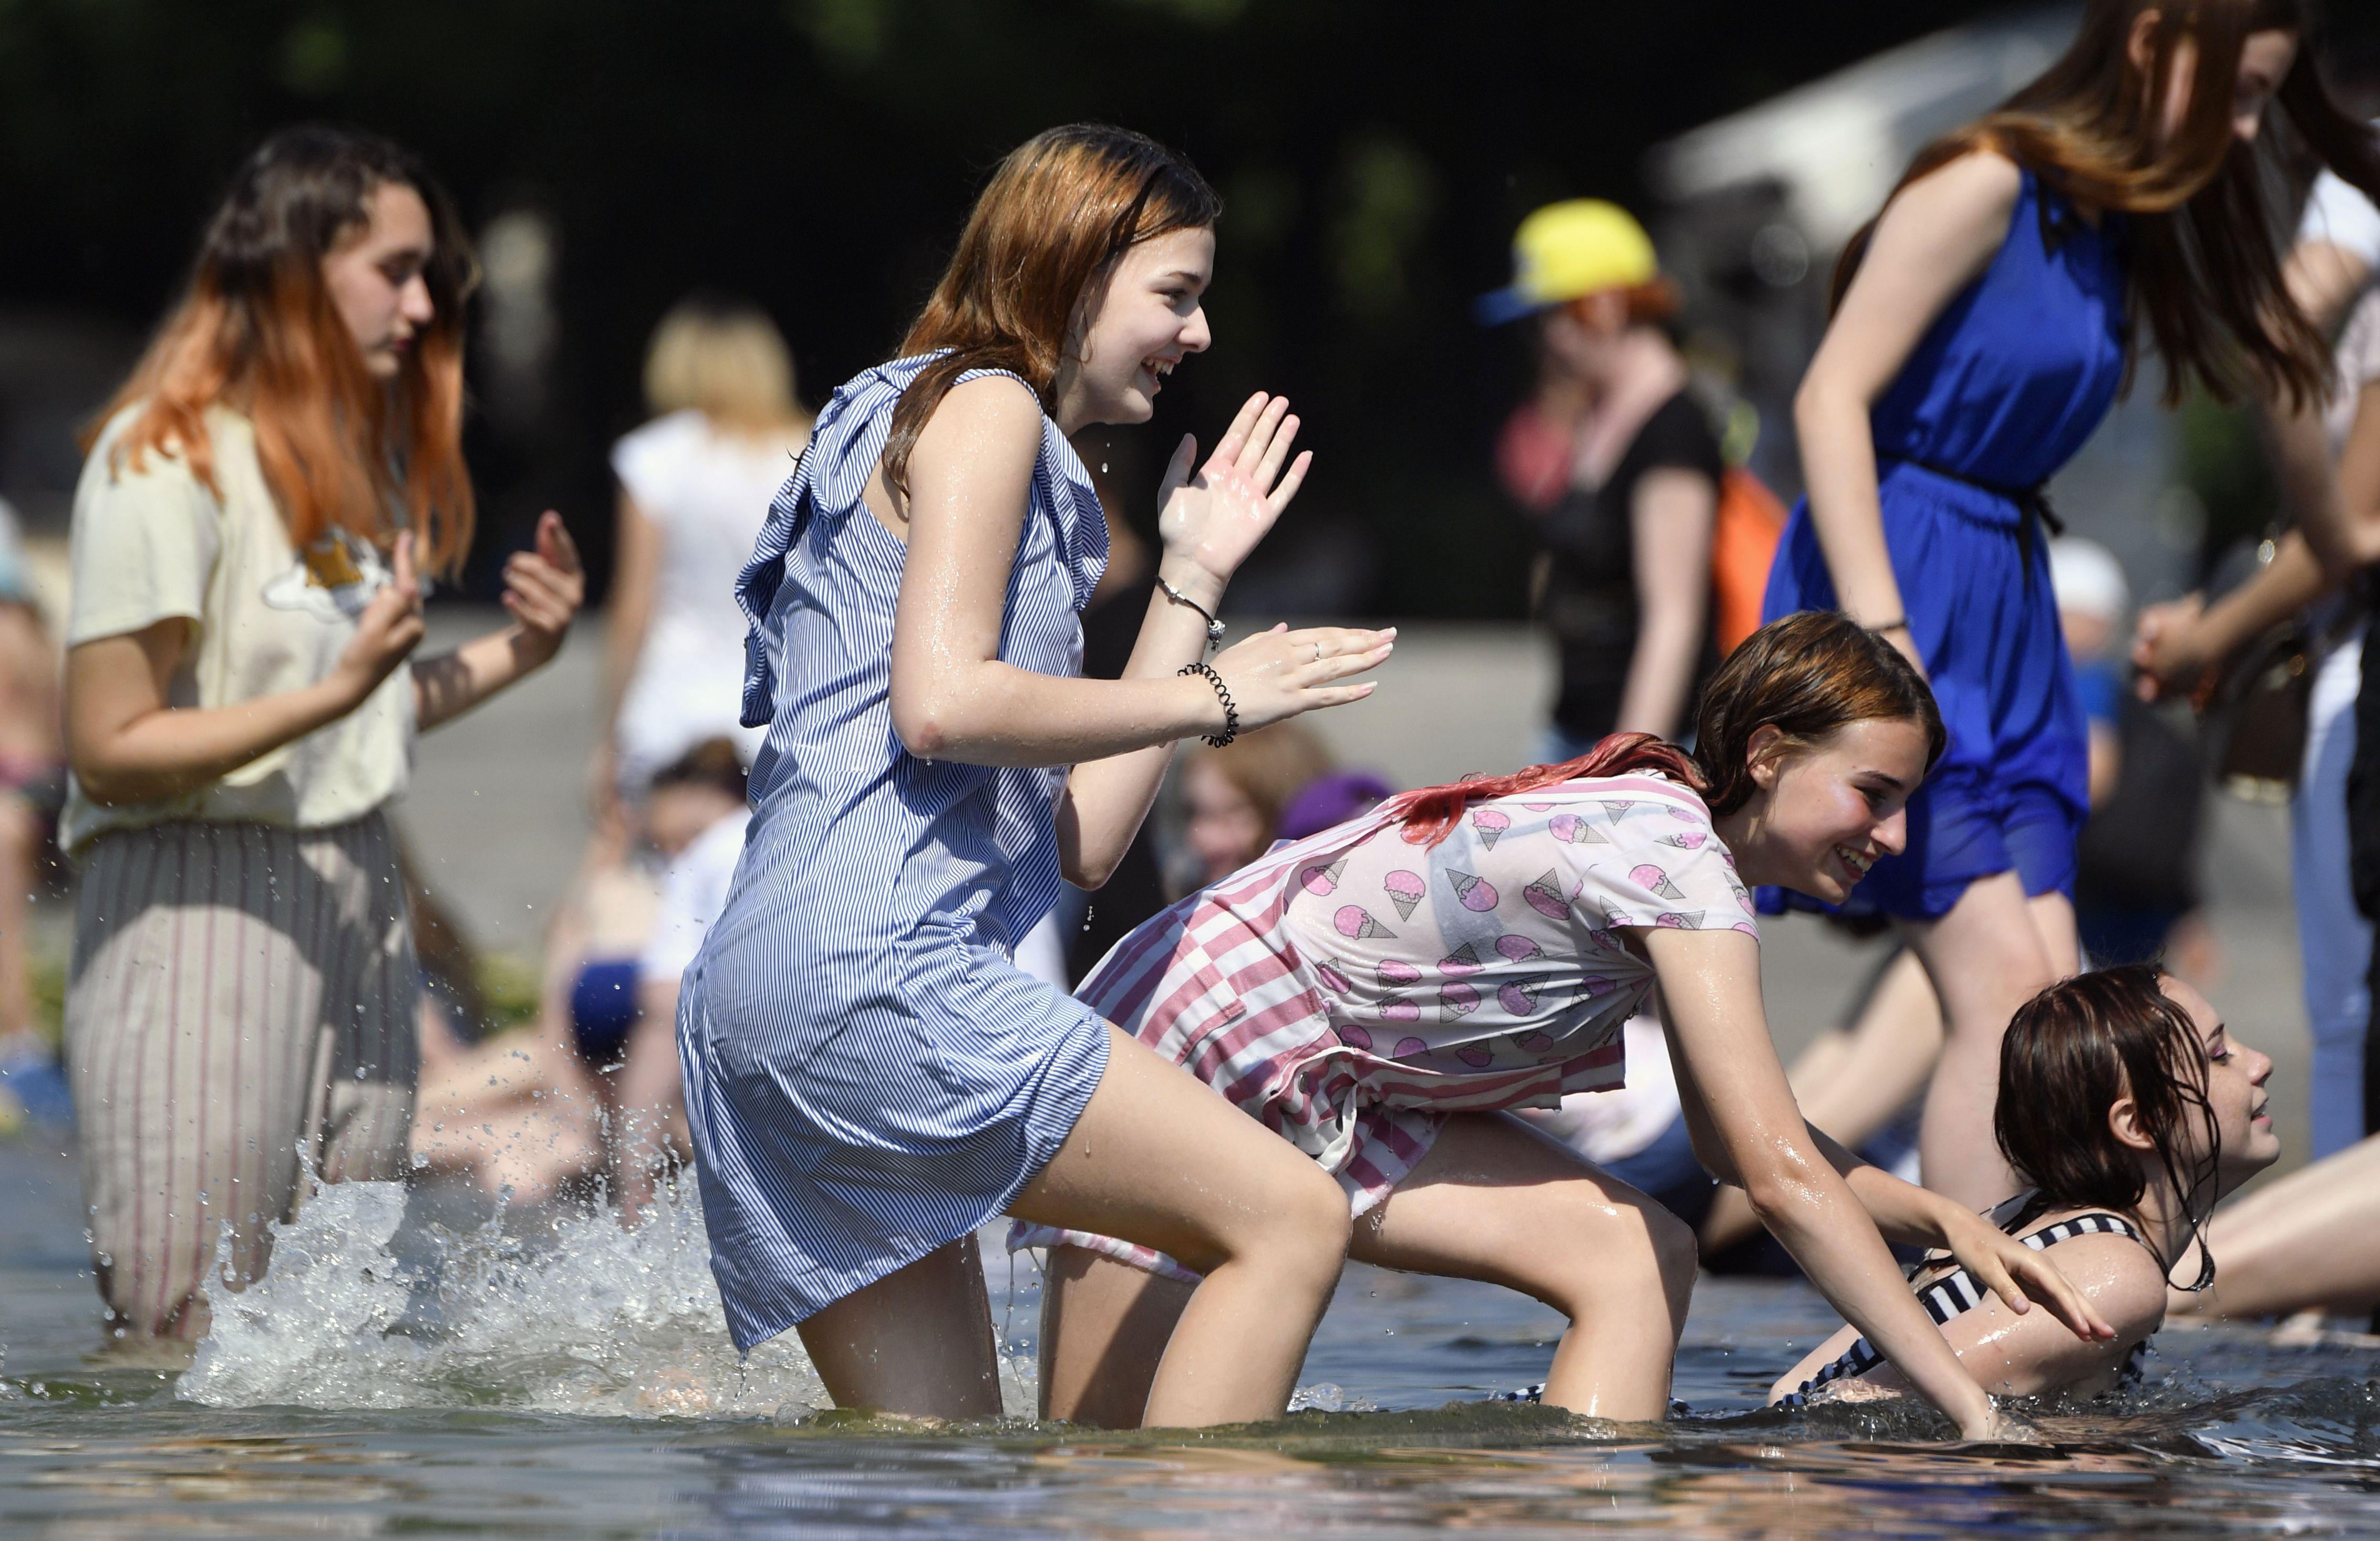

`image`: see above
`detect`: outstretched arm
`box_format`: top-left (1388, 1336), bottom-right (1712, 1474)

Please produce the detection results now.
top-left (1646, 924), bottom-right (2005, 1437)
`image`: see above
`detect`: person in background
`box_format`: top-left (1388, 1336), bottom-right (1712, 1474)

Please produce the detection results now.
top-left (0, 494), bottom-right (64, 1101)
top-left (62, 126), bottom-right (584, 1348)
top-left (1177, 720), bottom-right (1334, 890)
top-left (412, 806), bottom-right (653, 1205)
top-left (2057, 538), bottom-right (2214, 973)
top-left (1770, 0), bottom-right (2378, 1207)
top-left (2136, 143), bottom-right (2380, 1155)
top-left (614, 738), bottom-right (749, 1222)
top-left (414, 738), bottom-right (748, 1212)
top-left (1483, 200), bottom-right (1723, 757)
top-left (595, 295), bottom-right (812, 808)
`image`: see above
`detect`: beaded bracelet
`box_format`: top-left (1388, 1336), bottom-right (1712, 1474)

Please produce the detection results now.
top-left (1178, 661), bottom-right (1238, 748)
top-left (1156, 575), bottom-right (1226, 650)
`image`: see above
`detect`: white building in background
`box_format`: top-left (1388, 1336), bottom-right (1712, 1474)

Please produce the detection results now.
top-left (1643, 2), bottom-right (2205, 605)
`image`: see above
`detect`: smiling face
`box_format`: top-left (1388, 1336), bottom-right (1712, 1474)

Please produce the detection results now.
top-left (1730, 717), bottom-right (1930, 903)
top-left (1054, 225), bottom-right (1215, 432)
top-left (2157, 975), bottom-right (2281, 1191)
top-left (321, 180), bottom-right (436, 381)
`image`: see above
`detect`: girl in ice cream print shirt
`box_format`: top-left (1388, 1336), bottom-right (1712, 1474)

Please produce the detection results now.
top-left (1021, 612), bottom-right (2118, 1439)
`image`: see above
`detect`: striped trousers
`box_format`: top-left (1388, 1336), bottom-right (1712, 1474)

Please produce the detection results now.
top-left (65, 813), bottom-right (419, 1342)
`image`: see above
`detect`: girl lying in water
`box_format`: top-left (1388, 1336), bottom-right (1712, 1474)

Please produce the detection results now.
top-left (1017, 611), bottom-right (2113, 1437)
top-left (1772, 965), bottom-right (2278, 1408)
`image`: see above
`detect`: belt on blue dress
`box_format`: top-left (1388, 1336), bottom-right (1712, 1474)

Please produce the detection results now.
top-left (1880, 456), bottom-right (2064, 584)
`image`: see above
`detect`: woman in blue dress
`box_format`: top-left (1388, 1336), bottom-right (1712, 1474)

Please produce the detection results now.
top-left (678, 126), bottom-right (1395, 1427)
top-left (1769, 0), bottom-right (2380, 1207)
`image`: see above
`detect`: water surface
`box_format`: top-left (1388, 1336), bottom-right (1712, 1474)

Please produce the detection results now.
top-left (7, 1141), bottom-right (2380, 1538)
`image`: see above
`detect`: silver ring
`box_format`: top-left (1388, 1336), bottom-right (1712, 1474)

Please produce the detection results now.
top-left (1310, 641), bottom-right (1322, 664)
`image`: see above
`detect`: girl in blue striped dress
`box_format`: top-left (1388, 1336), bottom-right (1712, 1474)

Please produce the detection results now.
top-left (1771, 0), bottom-right (2380, 1206)
top-left (678, 126), bottom-right (1395, 1427)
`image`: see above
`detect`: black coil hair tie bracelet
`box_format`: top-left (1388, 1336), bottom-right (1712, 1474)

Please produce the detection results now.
top-left (1179, 661), bottom-right (1238, 748)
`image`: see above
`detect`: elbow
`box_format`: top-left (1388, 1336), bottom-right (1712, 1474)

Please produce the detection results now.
top-left (1739, 1150), bottom-right (1829, 1230)
top-left (889, 687), bottom-right (960, 761)
top-left (1063, 855), bottom-right (1115, 892)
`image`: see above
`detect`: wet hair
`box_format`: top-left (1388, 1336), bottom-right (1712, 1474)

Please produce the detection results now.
top-left (883, 123), bottom-right (1222, 494)
top-left (1391, 610), bottom-right (1944, 847)
top-left (88, 124), bottom-right (478, 572)
top-left (1995, 964), bottom-right (2222, 1278)
top-left (647, 737), bottom-right (749, 803)
top-left (1835, 0), bottom-right (2380, 412)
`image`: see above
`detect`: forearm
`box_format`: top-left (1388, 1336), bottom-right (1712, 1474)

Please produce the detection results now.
top-left (2266, 403), bottom-right (2380, 576)
top-left (1057, 562), bottom-right (1224, 884)
top-left (896, 560), bottom-right (1227, 772)
top-left (2197, 533), bottom-right (2333, 665)
top-left (72, 677), bottom-right (358, 806)
top-left (1613, 610), bottom-right (1704, 740)
top-left (415, 624), bottom-right (560, 733)
top-left (1796, 385), bottom-right (1906, 628)
top-left (1749, 1154), bottom-right (1992, 1430)
top-left (597, 592), bottom-right (653, 743)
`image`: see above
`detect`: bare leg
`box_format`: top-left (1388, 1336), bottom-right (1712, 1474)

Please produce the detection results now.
top-left (1703, 947), bottom-right (1944, 1254)
top-left (1353, 1113), bottom-right (1694, 1419)
top-left (1037, 1112), bottom-right (1696, 1425)
top-left (796, 1235), bottom-right (1007, 1419)
top-left (1037, 1245), bottom-right (1193, 1427)
top-left (800, 1025), bottom-right (1351, 1428)
top-left (1902, 876), bottom-right (2075, 1207)
top-left (614, 981), bottom-right (686, 1225)
top-left (2172, 1135), bottom-right (2380, 1319)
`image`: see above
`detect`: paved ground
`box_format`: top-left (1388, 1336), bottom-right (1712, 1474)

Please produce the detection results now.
top-left (393, 606), bottom-right (2317, 1181)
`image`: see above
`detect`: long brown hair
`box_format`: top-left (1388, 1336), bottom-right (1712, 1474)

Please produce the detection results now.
top-left (1834, 0), bottom-right (2380, 410)
top-left (87, 124), bottom-right (478, 571)
top-left (883, 124), bottom-right (1221, 494)
top-left (1996, 965), bottom-right (2221, 1276)
top-left (1392, 611), bottom-right (1944, 847)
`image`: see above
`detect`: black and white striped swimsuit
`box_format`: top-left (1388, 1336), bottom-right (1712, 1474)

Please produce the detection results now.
top-left (1773, 1199), bottom-right (2150, 1409)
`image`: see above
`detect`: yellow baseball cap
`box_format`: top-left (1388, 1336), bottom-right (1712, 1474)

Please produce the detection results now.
top-left (1475, 199), bottom-right (1659, 325)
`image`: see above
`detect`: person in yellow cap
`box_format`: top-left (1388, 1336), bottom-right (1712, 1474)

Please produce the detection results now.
top-left (1482, 200), bottom-right (1722, 762)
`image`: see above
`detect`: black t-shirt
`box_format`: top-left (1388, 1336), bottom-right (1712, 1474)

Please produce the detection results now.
top-left (1532, 391), bottom-right (1724, 740)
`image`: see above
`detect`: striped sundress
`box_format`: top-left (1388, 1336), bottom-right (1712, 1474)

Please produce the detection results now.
top-left (678, 354), bottom-right (1111, 1349)
top-left (1012, 772), bottom-right (1753, 1282)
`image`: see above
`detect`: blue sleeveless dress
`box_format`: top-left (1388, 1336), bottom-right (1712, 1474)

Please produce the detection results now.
top-left (1762, 165), bottom-right (2127, 919)
top-left (678, 355), bottom-right (1112, 1348)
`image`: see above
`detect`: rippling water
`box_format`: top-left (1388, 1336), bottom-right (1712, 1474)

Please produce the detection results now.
top-left (9, 1141), bottom-right (2380, 1538)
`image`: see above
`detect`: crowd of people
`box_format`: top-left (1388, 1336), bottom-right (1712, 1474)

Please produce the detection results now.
top-left (12, 0), bottom-right (2380, 1438)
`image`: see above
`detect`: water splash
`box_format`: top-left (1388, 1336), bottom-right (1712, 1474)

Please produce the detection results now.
top-left (179, 1179), bottom-right (829, 1418)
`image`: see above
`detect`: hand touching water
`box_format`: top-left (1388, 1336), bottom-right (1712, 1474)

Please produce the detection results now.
top-left (1154, 392), bottom-right (1313, 594)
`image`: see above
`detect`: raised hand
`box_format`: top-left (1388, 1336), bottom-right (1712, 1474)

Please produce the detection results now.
top-left (504, 510), bottom-right (586, 665)
top-left (334, 530), bottom-right (426, 707)
top-left (1206, 622), bottom-right (1393, 734)
top-left (1155, 392), bottom-right (1314, 591)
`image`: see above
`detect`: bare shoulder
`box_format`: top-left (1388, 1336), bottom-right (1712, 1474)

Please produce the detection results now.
top-left (1884, 148), bottom-right (2023, 238)
top-left (2041, 1231), bottom-right (2169, 1339)
top-left (919, 371), bottom-right (1046, 446)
